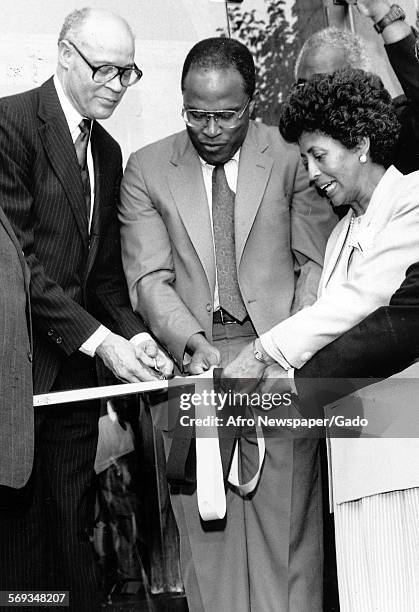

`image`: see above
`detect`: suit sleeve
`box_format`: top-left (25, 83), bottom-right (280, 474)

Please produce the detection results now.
top-left (386, 32), bottom-right (419, 173)
top-left (386, 32), bottom-right (419, 106)
top-left (294, 303), bottom-right (419, 410)
top-left (119, 152), bottom-right (204, 366)
top-left (295, 262), bottom-right (419, 409)
top-left (262, 189), bottom-right (419, 369)
top-left (0, 101), bottom-right (100, 355)
top-left (289, 156), bottom-right (337, 313)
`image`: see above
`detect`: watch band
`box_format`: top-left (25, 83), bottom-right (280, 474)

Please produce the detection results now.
top-left (373, 4), bottom-right (406, 34)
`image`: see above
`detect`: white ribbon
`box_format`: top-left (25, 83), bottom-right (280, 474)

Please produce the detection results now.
top-left (227, 424), bottom-right (265, 496)
top-left (33, 372), bottom-right (265, 520)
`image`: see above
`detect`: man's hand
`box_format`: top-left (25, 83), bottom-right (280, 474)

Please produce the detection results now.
top-left (221, 341), bottom-right (268, 394)
top-left (258, 364), bottom-right (292, 403)
top-left (130, 333), bottom-right (174, 379)
top-left (185, 333), bottom-right (220, 374)
top-left (357, 0), bottom-right (390, 21)
top-left (96, 332), bottom-right (162, 382)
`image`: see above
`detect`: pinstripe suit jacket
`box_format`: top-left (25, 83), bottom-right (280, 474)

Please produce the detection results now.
top-left (0, 205), bottom-right (33, 488)
top-left (0, 77), bottom-right (145, 394)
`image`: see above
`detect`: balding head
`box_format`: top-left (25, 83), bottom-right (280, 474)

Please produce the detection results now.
top-left (58, 8), bottom-right (135, 48)
top-left (295, 27), bottom-right (369, 82)
top-left (57, 7), bottom-right (137, 119)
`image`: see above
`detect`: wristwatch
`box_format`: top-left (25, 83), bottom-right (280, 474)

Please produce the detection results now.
top-left (253, 338), bottom-right (275, 366)
top-left (373, 4), bottom-right (406, 34)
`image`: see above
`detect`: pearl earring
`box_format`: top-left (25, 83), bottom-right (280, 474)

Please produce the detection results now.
top-left (359, 154), bottom-right (367, 164)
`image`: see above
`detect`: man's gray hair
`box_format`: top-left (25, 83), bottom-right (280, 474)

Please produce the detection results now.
top-left (294, 27), bottom-right (369, 80)
top-left (57, 7), bottom-right (135, 44)
top-left (58, 8), bottom-right (91, 43)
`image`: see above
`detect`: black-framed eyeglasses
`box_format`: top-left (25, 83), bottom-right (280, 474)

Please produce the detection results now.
top-left (182, 97), bottom-right (251, 129)
top-left (66, 40), bottom-right (143, 87)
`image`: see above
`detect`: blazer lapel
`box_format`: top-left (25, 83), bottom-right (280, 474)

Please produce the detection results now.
top-left (37, 78), bottom-right (88, 250)
top-left (167, 136), bottom-right (215, 294)
top-left (235, 126), bottom-right (273, 264)
top-left (320, 211), bottom-right (353, 292)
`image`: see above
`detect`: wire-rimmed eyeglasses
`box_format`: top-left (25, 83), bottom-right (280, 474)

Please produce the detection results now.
top-left (182, 97), bottom-right (251, 129)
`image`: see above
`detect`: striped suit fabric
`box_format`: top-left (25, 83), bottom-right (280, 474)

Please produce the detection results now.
top-left (0, 77), bottom-right (145, 611)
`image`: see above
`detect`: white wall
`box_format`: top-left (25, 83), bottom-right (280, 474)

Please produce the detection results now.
top-left (0, 0), bottom-right (227, 162)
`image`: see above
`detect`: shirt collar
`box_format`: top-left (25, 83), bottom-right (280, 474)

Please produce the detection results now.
top-left (53, 74), bottom-right (90, 142)
top-left (198, 147), bottom-right (241, 169)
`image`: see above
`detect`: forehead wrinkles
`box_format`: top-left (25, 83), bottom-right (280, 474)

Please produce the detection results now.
top-left (74, 20), bottom-right (134, 63)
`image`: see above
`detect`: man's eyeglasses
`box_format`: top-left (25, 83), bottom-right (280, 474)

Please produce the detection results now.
top-left (66, 40), bottom-right (143, 87)
top-left (182, 98), bottom-right (251, 129)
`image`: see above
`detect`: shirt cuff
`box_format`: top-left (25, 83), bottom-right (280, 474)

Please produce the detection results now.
top-left (287, 368), bottom-right (298, 395)
top-left (259, 332), bottom-right (293, 370)
top-left (79, 325), bottom-right (111, 357)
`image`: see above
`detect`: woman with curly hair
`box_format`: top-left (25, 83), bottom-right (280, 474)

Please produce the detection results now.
top-left (224, 68), bottom-right (419, 611)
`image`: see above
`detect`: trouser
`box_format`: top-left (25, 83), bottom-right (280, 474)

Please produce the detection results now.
top-left (0, 354), bottom-right (101, 612)
top-left (154, 320), bottom-right (323, 612)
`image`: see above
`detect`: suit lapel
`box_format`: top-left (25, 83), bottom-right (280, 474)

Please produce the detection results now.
top-left (167, 136), bottom-right (215, 294)
top-left (235, 125), bottom-right (273, 264)
top-left (37, 78), bottom-right (88, 250)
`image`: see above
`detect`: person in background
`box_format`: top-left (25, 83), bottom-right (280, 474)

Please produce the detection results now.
top-left (0, 204), bottom-right (32, 494)
top-left (0, 8), bottom-right (172, 611)
top-left (223, 68), bottom-right (419, 612)
top-left (294, 26), bottom-right (369, 82)
top-left (296, 0), bottom-right (419, 174)
top-left (119, 37), bottom-right (336, 612)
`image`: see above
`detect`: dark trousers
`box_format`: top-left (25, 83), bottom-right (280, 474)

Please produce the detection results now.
top-left (0, 354), bottom-right (101, 611)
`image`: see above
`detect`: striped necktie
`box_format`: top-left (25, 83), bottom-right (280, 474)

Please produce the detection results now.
top-left (212, 163), bottom-right (247, 322)
top-left (75, 119), bottom-right (92, 225)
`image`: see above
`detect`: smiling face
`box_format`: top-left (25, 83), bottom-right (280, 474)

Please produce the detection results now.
top-left (58, 10), bottom-right (135, 120)
top-left (182, 67), bottom-right (254, 165)
top-left (299, 131), bottom-right (369, 210)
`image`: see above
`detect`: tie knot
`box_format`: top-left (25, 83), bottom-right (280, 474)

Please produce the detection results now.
top-left (79, 119), bottom-right (91, 138)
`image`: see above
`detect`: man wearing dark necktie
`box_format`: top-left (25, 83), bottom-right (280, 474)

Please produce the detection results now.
top-left (119, 38), bottom-right (336, 612)
top-left (0, 7), bottom-right (172, 610)
top-left (75, 118), bottom-right (92, 223)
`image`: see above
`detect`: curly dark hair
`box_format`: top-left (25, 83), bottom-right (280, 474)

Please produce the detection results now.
top-left (279, 69), bottom-right (400, 168)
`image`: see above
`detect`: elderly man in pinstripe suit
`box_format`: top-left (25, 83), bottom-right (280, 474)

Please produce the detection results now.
top-left (0, 8), bottom-right (172, 610)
